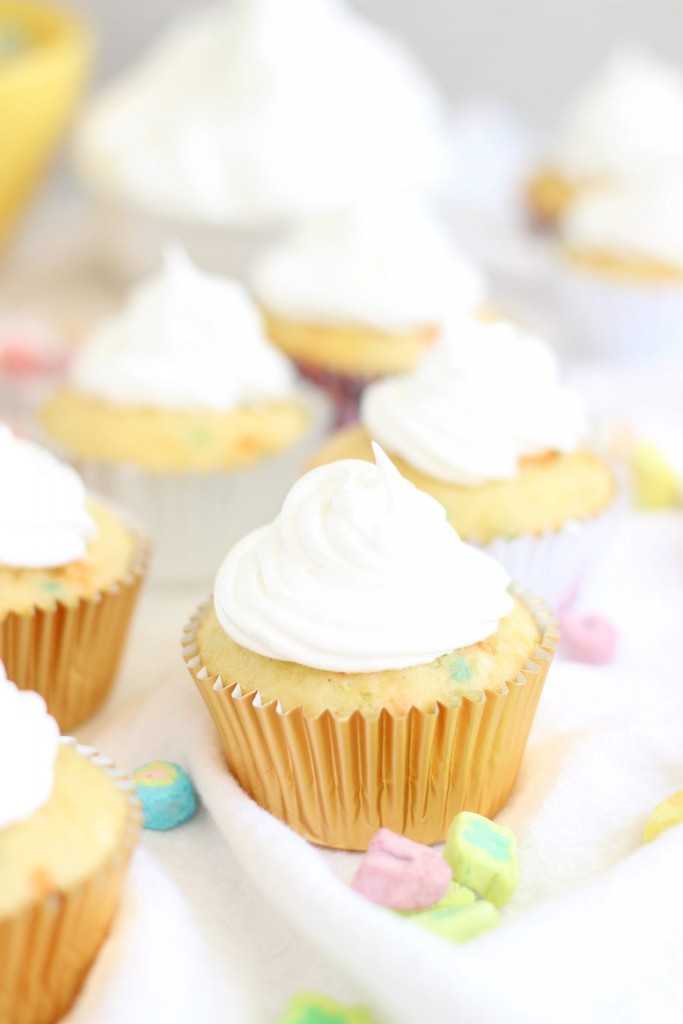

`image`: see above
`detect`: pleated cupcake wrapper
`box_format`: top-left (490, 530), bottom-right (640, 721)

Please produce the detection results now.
top-left (555, 261), bottom-right (683, 362)
top-left (65, 386), bottom-right (332, 584)
top-left (0, 738), bottom-right (141, 1024)
top-left (0, 515), bottom-right (150, 733)
top-left (293, 359), bottom-right (379, 427)
top-left (183, 588), bottom-right (558, 851)
top-left (476, 496), bottom-right (620, 613)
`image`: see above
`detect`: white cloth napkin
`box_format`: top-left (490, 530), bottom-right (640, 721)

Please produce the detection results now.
top-left (71, 510), bottom-right (683, 1023)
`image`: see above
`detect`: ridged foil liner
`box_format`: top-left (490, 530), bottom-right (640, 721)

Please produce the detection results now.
top-left (0, 738), bottom-right (141, 1024)
top-left (0, 515), bottom-right (149, 732)
top-left (63, 385), bottom-right (332, 584)
top-left (183, 588), bottom-right (558, 851)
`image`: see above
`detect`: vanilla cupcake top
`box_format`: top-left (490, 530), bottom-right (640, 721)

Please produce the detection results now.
top-left (561, 175), bottom-right (683, 270)
top-left (70, 247), bottom-right (296, 411)
top-left (214, 445), bottom-right (512, 673)
top-left (0, 662), bottom-right (60, 830)
top-left (250, 200), bottom-right (487, 331)
top-left (548, 49), bottom-right (683, 182)
top-left (76, 0), bottom-right (446, 226)
top-left (361, 319), bottom-right (587, 486)
top-left (0, 426), bottom-right (96, 569)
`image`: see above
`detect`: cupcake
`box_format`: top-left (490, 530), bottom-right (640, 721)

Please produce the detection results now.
top-left (41, 247), bottom-right (330, 583)
top-left (556, 175), bottom-right (683, 360)
top-left (526, 49), bottom-right (683, 227)
top-left (183, 445), bottom-right (557, 850)
top-left (250, 199), bottom-right (487, 422)
top-left (310, 318), bottom-right (618, 610)
top-left (0, 663), bottom-right (140, 1024)
top-left (74, 0), bottom-right (447, 280)
top-left (0, 425), bottom-right (148, 730)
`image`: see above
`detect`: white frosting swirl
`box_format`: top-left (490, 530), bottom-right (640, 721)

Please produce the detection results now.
top-left (250, 201), bottom-right (487, 330)
top-left (549, 49), bottom-right (683, 182)
top-left (361, 320), bottom-right (587, 486)
top-left (214, 444), bottom-right (512, 672)
top-left (71, 247), bottom-right (296, 411)
top-left (76, 0), bottom-right (447, 226)
top-left (561, 175), bottom-right (683, 270)
top-left (0, 662), bottom-right (60, 830)
top-left (0, 426), bottom-right (96, 569)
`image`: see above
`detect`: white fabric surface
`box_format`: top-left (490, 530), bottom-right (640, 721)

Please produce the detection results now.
top-left (64, 506), bottom-right (683, 1023)
top-left (6, 196), bottom-right (683, 1024)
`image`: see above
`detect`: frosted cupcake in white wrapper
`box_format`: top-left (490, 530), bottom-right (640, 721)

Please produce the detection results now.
top-left (41, 247), bottom-right (330, 583)
top-left (74, 0), bottom-right (447, 279)
top-left (183, 446), bottom-right (558, 849)
top-left (250, 198), bottom-right (488, 422)
top-left (526, 48), bottom-right (683, 227)
top-left (557, 174), bottom-right (683, 360)
top-left (0, 662), bottom-right (140, 1024)
top-left (310, 317), bottom-right (618, 609)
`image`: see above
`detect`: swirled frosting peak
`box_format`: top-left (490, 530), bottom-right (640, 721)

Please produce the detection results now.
top-left (71, 246), bottom-right (296, 411)
top-left (250, 200), bottom-right (487, 330)
top-left (549, 48), bottom-right (683, 181)
top-left (361, 319), bottom-right (587, 485)
top-left (214, 444), bottom-right (512, 672)
top-left (0, 425), bottom-right (96, 569)
top-left (0, 662), bottom-right (60, 830)
top-left (76, 0), bottom-right (447, 225)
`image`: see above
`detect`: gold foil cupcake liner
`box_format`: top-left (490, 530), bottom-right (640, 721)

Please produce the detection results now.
top-left (0, 737), bottom-right (141, 1024)
top-left (0, 513), bottom-right (150, 733)
top-left (183, 588), bottom-right (558, 851)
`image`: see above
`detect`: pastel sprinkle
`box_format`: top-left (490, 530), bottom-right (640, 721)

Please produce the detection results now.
top-left (644, 790), bottom-right (683, 843)
top-left (445, 812), bottom-right (519, 907)
top-left (278, 992), bottom-right (372, 1023)
top-left (132, 760), bottom-right (197, 831)
top-left (560, 611), bottom-right (617, 665)
top-left (352, 828), bottom-right (451, 910)
top-left (447, 654), bottom-right (472, 682)
top-left (407, 900), bottom-right (499, 944)
top-left (40, 580), bottom-right (63, 593)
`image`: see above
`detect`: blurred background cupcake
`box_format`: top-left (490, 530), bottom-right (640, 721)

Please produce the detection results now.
top-left (41, 246), bottom-right (331, 583)
top-left (184, 445), bottom-right (557, 850)
top-left (525, 48), bottom-right (683, 229)
top-left (0, 425), bottom-right (148, 730)
top-left (250, 198), bottom-right (488, 422)
top-left (73, 0), bottom-right (448, 281)
top-left (311, 316), bottom-right (618, 609)
top-left (556, 174), bottom-right (683, 361)
top-left (0, 662), bottom-right (140, 1024)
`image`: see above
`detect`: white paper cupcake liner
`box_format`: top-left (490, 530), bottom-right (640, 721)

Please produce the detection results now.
top-left (69, 387), bottom-right (332, 584)
top-left (476, 496), bottom-right (619, 613)
top-left (555, 262), bottom-right (683, 362)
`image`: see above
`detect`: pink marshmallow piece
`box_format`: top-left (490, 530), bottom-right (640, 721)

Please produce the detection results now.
top-left (560, 611), bottom-right (617, 665)
top-left (351, 828), bottom-right (451, 910)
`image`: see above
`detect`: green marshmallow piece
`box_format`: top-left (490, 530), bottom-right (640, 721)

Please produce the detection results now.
top-left (398, 880), bottom-right (476, 918)
top-left (444, 811), bottom-right (519, 907)
top-left (278, 992), bottom-right (372, 1024)
top-left (409, 900), bottom-right (499, 944)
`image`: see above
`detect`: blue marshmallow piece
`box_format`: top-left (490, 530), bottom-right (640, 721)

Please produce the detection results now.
top-left (133, 760), bottom-right (197, 830)
top-left (444, 811), bottom-right (519, 907)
